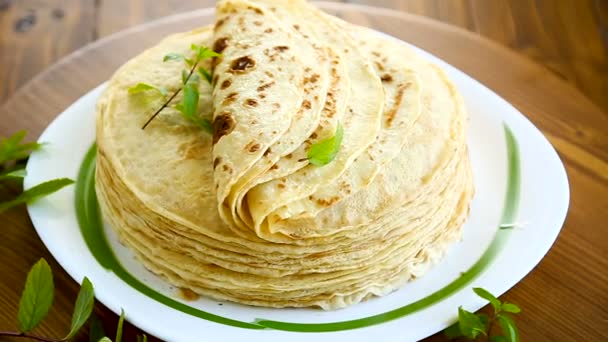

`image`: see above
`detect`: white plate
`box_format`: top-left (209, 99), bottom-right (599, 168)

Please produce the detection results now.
top-left (25, 28), bottom-right (569, 342)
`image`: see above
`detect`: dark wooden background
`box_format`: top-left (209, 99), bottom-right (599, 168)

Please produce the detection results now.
top-left (0, 1), bottom-right (606, 342)
top-left (1, 0), bottom-right (606, 112)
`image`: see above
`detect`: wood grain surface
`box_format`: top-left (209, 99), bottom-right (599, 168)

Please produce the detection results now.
top-left (0, 0), bottom-right (606, 112)
top-left (0, 2), bottom-right (607, 342)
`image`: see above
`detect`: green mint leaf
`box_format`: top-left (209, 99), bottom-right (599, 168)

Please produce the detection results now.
top-left (191, 44), bottom-right (222, 60)
top-left (185, 58), bottom-right (195, 67)
top-left (128, 83), bottom-right (167, 98)
top-left (497, 314), bottom-right (519, 342)
top-left (181, 70), bottom-right (189, 85)
top-left (115, 309), bottom-right (125, 342)
top-left (174, 84), bottom-right (211, 134)
top-left (163, 53), bottom-right (184, 62)
top-left (136, 335), bottom-right (148, 342)
top-left (308, 123), bottom-right (343, 166)
top-left (181, 83), bottom-right (199, 118)
top-left (458, 306), bottom-right (487, 339)
top-left (198, 67), bottom-right (213, 84)
top-left (443, 322), bottom-right (463, 339)
top-left (0, 131), bottom-right (42, 164)
top-left (89, 314), bottom-right (106, 342)
top-left (17, 258), bottom-right (54, 333)
top-left (0, 178), bottom-right (74, 213)
top-left (490, 336), bottom-right (509, 342)
top-left (501, 303), bottom-right (521, 314)
top-left (0, 166), bottom-right (26, 180)
top-left (98, 337), bottom-right (112, 342)
top-left (65, 277), bottom-right (95, 339)
top-left (473, 287), bottom-right (502, 312)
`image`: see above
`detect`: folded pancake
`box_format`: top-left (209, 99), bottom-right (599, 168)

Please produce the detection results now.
top-left (95, 0), bottom-right (474, 310)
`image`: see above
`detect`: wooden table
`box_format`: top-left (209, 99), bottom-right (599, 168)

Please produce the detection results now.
top-left (0, 1), bottom-right (607, 341)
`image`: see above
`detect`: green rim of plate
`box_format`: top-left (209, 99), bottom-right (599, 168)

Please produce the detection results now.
top-left (75, 124), bottom-right (520, 332)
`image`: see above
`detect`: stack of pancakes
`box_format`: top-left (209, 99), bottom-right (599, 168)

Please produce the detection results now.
top-left (95, 0), bottom-right (473, 310)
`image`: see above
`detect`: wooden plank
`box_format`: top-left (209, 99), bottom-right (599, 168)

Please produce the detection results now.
top-left (0, 0), bottom-right (96, 104)
top-left (346, 0), bottom-right (607, 113)
top-left (97, 0), bottom-right (216, 37)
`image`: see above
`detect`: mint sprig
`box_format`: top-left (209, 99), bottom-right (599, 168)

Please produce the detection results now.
top-left (0, 131), bottom-right (75, 213)
top-left (444, 287), bottom-right (521, 341)
top-left (137, 43), bottom-right (220, 130)
top-left (0, 258), bottom-right (147, 342)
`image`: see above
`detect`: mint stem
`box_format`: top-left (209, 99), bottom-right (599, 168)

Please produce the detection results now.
top-left (141, 58), bottom-right (200, 130)
top-left (0, 331), bottom-right (63, 342)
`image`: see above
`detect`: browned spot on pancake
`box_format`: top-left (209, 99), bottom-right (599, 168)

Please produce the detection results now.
top-left (316, 196), bottom-right (340, 206)
top-left (386, 82), bottom-right (411, 126)
top-left (272, 103), bottom-right (281, 109)
top-left (213, 112), bottom-right (236, 144)
top-left (310, 132), bottom-right (318, 139)
top-left (285, 153), bottom-right (293, 159)
top-left (273, 46), bottom-right (289, 52)
top-left (213, 157), bottom-right (222, 168)
top-left (264, 28), bottom-right (273, 33)
top-left (230, 56), bottom-right (255, 73)
top-left (374, 61), bottom-right (385, 71)
top-left (253, 20), bottom-right (262, 26)
top-left (215, 18), bottom-right (226, 30)
top-left (270, 164), bottom-right (279, 170)
top-left (222, 92), bottom-right (238, 105)
top-left (259, 93), bottom-right (266, 99)
top-left (245, 141), bottom-right (261, 153)
top-left (372, 51), bottom-right (381, 57)
top-left (245, 99), bottom-right (258, 107)
top-left (298, 157), bottom-right (308, 162)
top-left (178, 288), bottom-right (199, 301)
top-left (212, 74), bottom-right (219, 86)
top-left (277, 183), bottom-right (285, 189)
top-left (381, 74), bottom-right (393, 83)
top-left (250, 120), bottom-right (258, 124)
top-left (302, 100), bottom-right (311, 109)
top-left (293, 24), bottom-right (300, 30)
top-left (257, 81), bottom-right (275, 92)
top-left (213, 37), bottom-right (229, 53)
top-left (263, 148), bottom-right (272, 156)
top-left (220, 79), bottom-right (232, 89)
top-left (248, 6), bottom-right (263, 14)
top-left (222, 164), bottom-right (232, 173)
